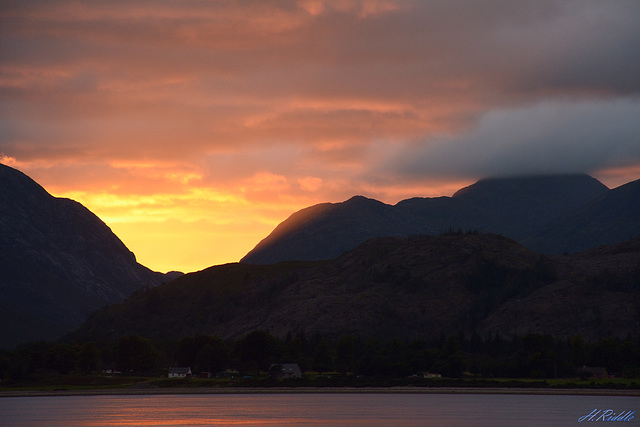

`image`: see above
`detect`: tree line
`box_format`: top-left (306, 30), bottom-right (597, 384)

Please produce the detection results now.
top-left (1, 331), bottom-right (639, 382)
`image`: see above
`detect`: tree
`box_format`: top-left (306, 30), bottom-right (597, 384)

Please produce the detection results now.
top-left (433, 335), bottom-right (465, 378)
top-left (116, 336), bottom-right (159, 374)
top-left (590, 338), bottom-right (621, 372)
top-left (78, 342), bottom-right (99, 373)
top-left (516, 333), bottom-right (555, 378)
top-left (234, 331), bottom-right (278, 374)
top-left (570, 335), bottom-right (586, 367)
top-left (335, 335), bottom-right (355, 374)
top-left (175, 336), bottom-right (229, 373)
top-left (176, 337), bottom-right (198, 368)
top-left (45, 344), bottom-right (78, 374)
top-left (196, 336), bottom-right (229, 373)
top-left (282, 336), bottom-right (304, 366)
top-left (312, 339), bottom-right (333, 375)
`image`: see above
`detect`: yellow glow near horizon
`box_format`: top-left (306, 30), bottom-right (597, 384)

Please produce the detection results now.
top-left (54, 188), bottom-right (296, 273)
top-left (49, 174), bottom-right (476, 273)
top-left (3, 1), bottom-right (640, 275)
top-left (54, 166), bottom-right (639, 274)
top-left (7, 157), bottom-right (640, 275)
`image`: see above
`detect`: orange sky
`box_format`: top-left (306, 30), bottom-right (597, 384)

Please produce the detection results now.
top-left (1, 1), bottom-right (640, 273)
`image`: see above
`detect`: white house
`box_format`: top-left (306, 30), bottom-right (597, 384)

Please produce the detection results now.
top-left (168, 367), bottom-right (192, 378)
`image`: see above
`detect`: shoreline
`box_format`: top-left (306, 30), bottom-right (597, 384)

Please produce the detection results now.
top-left (2, 386), bottom-right (640, 398)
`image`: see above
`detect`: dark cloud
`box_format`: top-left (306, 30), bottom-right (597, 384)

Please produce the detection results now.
top-left (2, 0), bottom-right (639, 270)
top-left (1, 0), bottom-right (639, 189)
top-left (386, 97), bottom-right (640, 179)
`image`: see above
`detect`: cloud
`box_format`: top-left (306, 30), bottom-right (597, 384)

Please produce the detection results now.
top-left (1, 0), bottom-right (640, 270)
top-left (384, 97), bottom-right (640, 179)
top-left (3, 1), bottom-right (639, 157)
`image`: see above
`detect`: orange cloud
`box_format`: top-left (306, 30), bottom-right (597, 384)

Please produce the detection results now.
top-left (2, 1), bottom-right (639, 272)
top-left (298, 176), bottom-right (323, 192)
top-left (593, 164), bottom-right (640, 190)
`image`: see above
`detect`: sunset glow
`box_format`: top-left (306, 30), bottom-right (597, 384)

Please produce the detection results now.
top-left (2, 1), bottom-right (639, 272)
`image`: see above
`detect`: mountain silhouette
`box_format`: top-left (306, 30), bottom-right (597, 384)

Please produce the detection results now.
top-left (0, 163), bottom-right (177, 348)
top-left (241, 174), bottom-right (614, 264)
top-left (522, 178), bottom-right (640, 253)
top-left (451, 174), bottom-right (609, 240)
top-left (69, 233), bottom-right (640, 344)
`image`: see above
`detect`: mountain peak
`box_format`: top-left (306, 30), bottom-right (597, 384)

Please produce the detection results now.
top-left (240, 173), bottom-right (631, 264)
top-left (0, 162), bottom-right (53, 204)
top-left (0, 163), bottom-right (168, 349)
top-left (344, 195), bottom-right (384, 204)
top-left (452, 174), bottom-right (607, 199)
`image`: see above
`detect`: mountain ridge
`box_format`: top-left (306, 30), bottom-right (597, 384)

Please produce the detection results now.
top-left (3, 164), bottom-right (639, 349)
top-left (68, 232), bottom-right (640, 344)
top-left (0, 163), bottom-right (177, 349)
top-left (241, 174), bottom-right (618, 264)
top-left (522, 178), bottom-right (640, 253)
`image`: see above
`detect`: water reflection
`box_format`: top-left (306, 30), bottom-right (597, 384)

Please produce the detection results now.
top-left (0, 393), bottom-right (637, 426)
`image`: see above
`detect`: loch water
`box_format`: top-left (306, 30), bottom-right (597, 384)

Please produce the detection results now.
top-left (0, 392), bottom-right (638, 426)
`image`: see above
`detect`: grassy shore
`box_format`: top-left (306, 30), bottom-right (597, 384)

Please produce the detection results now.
top-left (1, 374), bottom-right (639, 397)
top-left (2, 386), bottom-right (640, 398)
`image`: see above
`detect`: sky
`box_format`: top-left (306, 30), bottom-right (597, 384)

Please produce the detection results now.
top-left (1, 0), bottom-right (640, 273)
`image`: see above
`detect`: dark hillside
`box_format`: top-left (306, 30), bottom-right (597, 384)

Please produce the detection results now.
top-left (452, 174), bottom-right (608, 240)
top-left (0, 163), bottom-right (172, 348)
top-left (479, 235), bottom-right (640, 338)
top-left (523, 178), bottom-right (640, 254)
top-left (242, 196), bottom-right (408, 264)
top-left (241, 174), bottom-right (612, 264)
top-left (71, 260), bottom-right (323, 342)
top-left (69, 233), bottom-right (640, 344)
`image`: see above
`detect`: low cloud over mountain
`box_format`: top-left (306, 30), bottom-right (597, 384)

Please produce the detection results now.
top-left (242, 174), bottom-right (637, 265)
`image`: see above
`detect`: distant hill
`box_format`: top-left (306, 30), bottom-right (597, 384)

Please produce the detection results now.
top-left (241, 196), bottom-right (412, 265)
top-left (68, 233), bottom-right (640, 344)
top-left (241, 174), bottom-right (613, 264)
top-left (0, 163), bottom-right (178, 349)
top-left (451, 174), bottom-right (609, 241)
top-left (522, 178), bottom-right (640, 253)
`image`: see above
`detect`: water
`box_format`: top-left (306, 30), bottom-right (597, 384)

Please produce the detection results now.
top-left (0, 393), bottom-right (638, 426)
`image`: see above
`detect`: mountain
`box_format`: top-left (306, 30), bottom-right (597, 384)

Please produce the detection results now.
top-left (241, 174), bottom-right (611, 264)
top-left (522, 178), bottom-right (640, 254)
top-left (68, 233), bottom-right (640, 343)
top-left (241, 196), bottom-right (411, 265)
top-left (451, 174), bottom-right (609, 241)
top-left (0, 163), bottom-right (176, 349)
